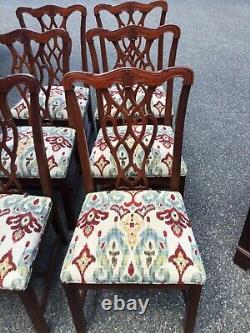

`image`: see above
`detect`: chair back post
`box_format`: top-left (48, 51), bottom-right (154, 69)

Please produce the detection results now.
top-left (63, 73), bottom-right (95, 194)
top-left (170, 74), bottom-right (193, 192)
top-left (0, 74), bottom-right (53, 197)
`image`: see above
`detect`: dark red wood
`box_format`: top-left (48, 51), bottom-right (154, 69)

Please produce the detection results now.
top-left (87, 24), bottom-right (180, 127)
top-left (94, 1), bottom-right (168, 75)
top-left (64, 67), bottom-right (192, 193)
top-left (0, 73), bottom-right (66, 332)
top-left (234, 207), bottom-right (250, 270)
top-left (0, 28), bottom-right (70, 124)
top-left (16, 4), bottom-right (88, 72)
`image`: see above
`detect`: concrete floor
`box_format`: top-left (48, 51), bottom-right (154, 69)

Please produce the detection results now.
top-left (0, 0), bottom-right (249, 332)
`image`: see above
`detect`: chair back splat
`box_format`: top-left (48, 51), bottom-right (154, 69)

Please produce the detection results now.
top-left (0, 74), bottom-right (52, 197)
top-left (94, 1), bottom-right (168, 73)
top-left (0, 29), bottom-right (70, 123)
top-left (87, 24), bottom-right (180, 125)
top-left (63, 67), bottom-right (193, 193)
top-left (16, 4), bottom-right (87, 71)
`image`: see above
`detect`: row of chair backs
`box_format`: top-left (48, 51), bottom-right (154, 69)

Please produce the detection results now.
top-left (0, 25), bottom-right (179, 124)
top-left (0, 74), bottom-right (52, 196)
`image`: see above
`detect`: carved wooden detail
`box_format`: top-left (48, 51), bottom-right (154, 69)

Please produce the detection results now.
top-left (0, 29), bottom-right (70, 122)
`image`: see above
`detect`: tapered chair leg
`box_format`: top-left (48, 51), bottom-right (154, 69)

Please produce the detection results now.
top-left (180, 176), bottom-right (186, 197)
top-left (52, 205), bottom-right (68, 245)
top-left (183, 285), bottom-right (202, 333)
top-left (59, 180), bottom-right (75, 230)
top-left (19, 286), bottom-right (49, 333)
top-left (63, 284), bottom-right (87, 333)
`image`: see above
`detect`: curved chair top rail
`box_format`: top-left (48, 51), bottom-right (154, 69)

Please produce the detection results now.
top-left (64, 67), bottom-right (193, 90)
top-left (86, 24), bottom-right (181, 41)
top-left (0, 27), bottom-right (70, 45)
top-left (16, 4), bottom-right (87, 71)
top-left (87, 24), bottom-right (180, 73)
top-left (94, 1), bottom-right (168, 16)
top-left (0, 74), bottom-right (52, 196)
top-left (63, 67), bottom-right (193, 192)
top-left (16, 4), bottom-right (87, 19)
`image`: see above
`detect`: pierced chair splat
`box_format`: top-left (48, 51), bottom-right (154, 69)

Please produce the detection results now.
top-left (16, 4), bottom-right (94, 135)
top-left (0, 29), bottom-right (80, 229)
top-left (60, 67), bottom-right (206, 333)
top-left (87, 24), bottom-right (180, 126)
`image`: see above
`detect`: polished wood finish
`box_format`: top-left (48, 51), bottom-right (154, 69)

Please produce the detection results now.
top-left (64, 67), bottom-right (189, 194)
top-left (0, 28), bottom-right (70, 124)
top-left (0, 74), bottom-right (65, 333)
top-left (94, 1), bottom-right (168, 77)
top-left (16, 4), bottom-right (88, 72)
top-left (234, 207), bottom-right (250, 270)
top-left (0, 29), bottom-right (77, 229)
top-left (94, 0), bottom-right (168, 28)
top-left (16, 6), bottom-right (95, 144)
top-left (63, 68), bottom-right (202, 333)
top-left (87, 24), bottom-right (180, 126)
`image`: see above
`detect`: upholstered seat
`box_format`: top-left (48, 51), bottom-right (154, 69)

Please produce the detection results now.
top-left (90, 125), bottom-right (187, 178)
top-left (11, 86), bottom-right (89, 121)
top-left (61, 190), bottom-right (206, 285)
top-left (0, 194), bottom-right (52, 290)
top-left (95, 85), bottom-right (169, 119)
top-left (0, 126), bottom-right (75, 178)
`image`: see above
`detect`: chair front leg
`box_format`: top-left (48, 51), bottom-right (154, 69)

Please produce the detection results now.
top-left (183, 284), bottom-right (202, 333)
top-left (63, 283), bottom-right (87, 333)
top-left (180, 176), bottom-right (186, 197)
top-left (19, 286), bottom-right (49, 333)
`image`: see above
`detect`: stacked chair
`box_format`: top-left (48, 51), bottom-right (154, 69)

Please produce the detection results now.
top-left (0, 2), bottom-right (206, 333)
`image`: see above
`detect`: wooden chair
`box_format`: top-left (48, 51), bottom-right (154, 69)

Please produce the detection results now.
top-left (87, 24), bottom-right (180, 125)
top-left (0, 73), bottom-right (66, 333)
top-left (234, 206), bottom-right (250, 270)
top-left (16, 4), bottom-right (94, 138)
top-left (0, 29), bottom-right (77, 229)
top-left (60, 67), bottom-right (206, 333)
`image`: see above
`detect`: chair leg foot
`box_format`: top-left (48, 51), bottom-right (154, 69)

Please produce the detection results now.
top-left (183, 285), bottom-right (202, 333)
top-left (19, 286), bottom-right (49, 333)
top-left (234, 246), bottom-right (250, 270)
top-left (63, 284), bottom-right (87, 333)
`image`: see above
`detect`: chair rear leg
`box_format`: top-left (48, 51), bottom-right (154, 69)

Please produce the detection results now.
top-left (183, 285), bottom-right (202, 333)
top-left (52, 206), bottom-right (68, 245)
top-left (59, 180), bottom-right (75, 230)
top-left (19, 286), bottom-right (49, 333)
top-left (63, 284), bottom-right (87, 333)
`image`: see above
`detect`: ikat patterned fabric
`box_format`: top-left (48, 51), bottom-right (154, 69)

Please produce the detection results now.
top-left (11, 86), bottom-right (89, 121)
top-left (0, 126), bottom-right (75, 178)
top-left (61, 190), bottom-right (206, 285)
top-left (90, 125), bottom-right (187, 178)
top-left (0, 194), bottom-right (52, 290)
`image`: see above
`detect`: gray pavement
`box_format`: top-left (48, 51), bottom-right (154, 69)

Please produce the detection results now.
top-left (0, 0), bottom-right (249, 332)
